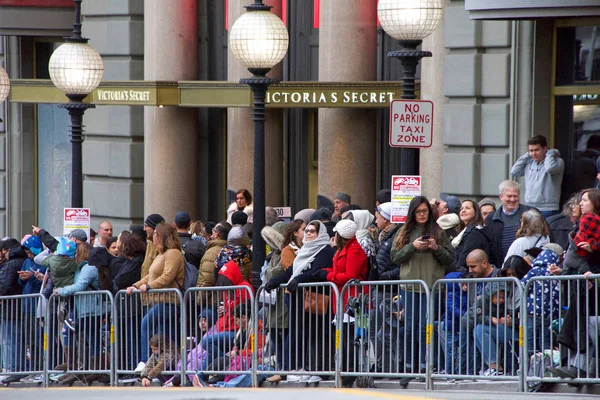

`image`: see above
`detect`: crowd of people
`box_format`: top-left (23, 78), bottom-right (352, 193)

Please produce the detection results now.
top-left (0, 135), bottom-right (598, 389)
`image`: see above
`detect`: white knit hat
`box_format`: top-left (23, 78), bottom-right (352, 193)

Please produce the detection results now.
top-left (333, 219), bottom-right (357, 239)
top-left (377, 202), bottom-right (392, 221)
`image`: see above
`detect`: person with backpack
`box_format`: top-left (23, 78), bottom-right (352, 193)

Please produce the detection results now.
top-left (174, 211), bottom-right (206, 268)
top-left (126, 222), bottom-right (184, 374)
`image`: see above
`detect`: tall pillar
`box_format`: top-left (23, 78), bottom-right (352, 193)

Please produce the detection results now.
top-left (227, 0), bottom-right (284, 209)
top-left (144, 0), bottom-right (198, 219)
top-left (419, 1), bottom-right (449, 199)
top-left (318, 0), bottom-right (377, 209)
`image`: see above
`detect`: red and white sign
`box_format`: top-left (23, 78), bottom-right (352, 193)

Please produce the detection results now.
top-left (63, 208), bottom-right (91, 241)
top-left (391, 175), bottom-right (422, 224)
top-left (389, 100), bottom-right (434, 148)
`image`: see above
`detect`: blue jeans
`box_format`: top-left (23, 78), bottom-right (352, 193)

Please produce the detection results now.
top-left (200, 331), bottom-right (237, 372)
top-left (526, 316), bottom-right (552, 357)
top-left (457, 326), bottom-right (480, 375)
top-left (474, 324), bottom-right (516, 370)
top-left (402, 291), bottom-right (427, 371)
top-left (1, 318), bottom-right (23, 372)
top-left (140, 303), bottom-right (180, 362)
top-left (439, 321), bottom-right (461, 374)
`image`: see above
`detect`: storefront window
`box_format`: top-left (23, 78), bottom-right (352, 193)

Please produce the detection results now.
top-left (556, 25), bottom-right (600, 85)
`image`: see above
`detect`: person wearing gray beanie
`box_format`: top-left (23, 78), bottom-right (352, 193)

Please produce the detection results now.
top-left (333, 192), bottom-right (352, 222)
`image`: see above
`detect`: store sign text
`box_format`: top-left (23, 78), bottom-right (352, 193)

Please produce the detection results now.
top-left (266, 91), bottom-right (395, 105)
top-left (96, 89), bottom-right (151, 102)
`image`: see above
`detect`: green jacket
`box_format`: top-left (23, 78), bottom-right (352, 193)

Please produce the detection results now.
top-left (42, 254), bottom-right (79, 289)
top-left (390, 227), bottom-right (454, 289)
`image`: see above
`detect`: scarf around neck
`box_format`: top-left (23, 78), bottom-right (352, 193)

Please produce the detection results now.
top-left (289, 220), bottom-right (330, 283)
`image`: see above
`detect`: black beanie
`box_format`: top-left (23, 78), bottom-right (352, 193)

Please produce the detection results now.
top-left (231, 210), bottom-right (248, 226)
top-left (145, 213), bottom-right (165, 229)
top-left (88, 247), bottom-right (110, 266)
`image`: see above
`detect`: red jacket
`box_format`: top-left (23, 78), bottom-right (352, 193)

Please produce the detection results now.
top-left (325, 237), bottom-right (368, 309)
top-left (573, 213), bottom-right (600, 257)
top-left (216, 261), bottom-right (253, 332)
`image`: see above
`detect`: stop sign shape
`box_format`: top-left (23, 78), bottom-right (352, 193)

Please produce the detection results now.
top-left (389, 100), bottom-right (434, 148)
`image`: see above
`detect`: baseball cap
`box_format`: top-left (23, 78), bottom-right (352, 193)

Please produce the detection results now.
top-left (68, 229), bottom-right (88, 242)
top-left (440, 193), bottom-right (461, 215)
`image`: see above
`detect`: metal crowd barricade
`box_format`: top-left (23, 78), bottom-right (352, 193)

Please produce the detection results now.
top-left (0, 294), bottom-right (47, 385)
top-left (45, 290), bottom-right (115, 387)
top-left (429, 277), bottom-right (523, 390)
top-left (339, 280), bottom-right (430, 388)
top-left (522, 274), bottom-right (600, 392)
top-left (114, 288), bottom-right (184, 386)
top-left (182, 285), bottom-right (255, 387)
top-left (255, 282), bottom-right (341, 388)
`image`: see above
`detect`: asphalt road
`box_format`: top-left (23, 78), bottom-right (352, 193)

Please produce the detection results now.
top-left (1, 388), bottom-right (600, 400)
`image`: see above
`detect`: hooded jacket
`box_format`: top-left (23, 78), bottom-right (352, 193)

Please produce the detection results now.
top-left (18, 257), bottom-right (47, 313)
top-left (216, 261), bottom-right (253, 332)
top-left (441, 271), bottom-right (467, 332)
top-left (521, 249), bottom-right (560, 320)
top-left (42, 253), bottom-right (78, 289)
top-left (510, 149), bottom-right (564, 211)
top-left (262, 224), bottom-right (285, 282)
top-left (179, 232), bottom-right (206, 268)
top-left (462, 280), bottom-right (512, 331)
top-left (0, 246), bottom-right (28, 300)
top-left (198, 239), bottom-right (226, 288)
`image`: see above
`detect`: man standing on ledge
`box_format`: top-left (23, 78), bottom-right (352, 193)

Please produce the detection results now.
top-left (510, 135), bottom-right (564, 218)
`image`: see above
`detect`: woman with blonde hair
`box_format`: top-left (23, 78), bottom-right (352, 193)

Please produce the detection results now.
top-left (126, 222), bottom-right (184, 372)
top-left (503, 209), bottom-right (550, 264)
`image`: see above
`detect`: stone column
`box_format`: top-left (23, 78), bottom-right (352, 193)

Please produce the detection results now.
top-left (419, 1), bottom-right (449, 199)
top-left (227, 0), bottom-right (284, 209)
top-left (318, 0), bottom-right (377, 208)
top-left (144, 0), bottom-right (198, 220)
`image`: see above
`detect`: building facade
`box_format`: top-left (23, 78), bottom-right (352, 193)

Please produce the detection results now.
top-left (1, 0), bottom-right (599, 238)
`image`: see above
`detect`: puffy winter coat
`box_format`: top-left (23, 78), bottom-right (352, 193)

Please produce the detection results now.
top-left (325, 237), bottom-right (368, 309)
top-left (215, 261), bottom-right (253, 333)
top-left (376, 225), bottom-right (400, 281)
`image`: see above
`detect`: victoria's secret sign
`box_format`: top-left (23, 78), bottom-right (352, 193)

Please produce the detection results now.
top-left (266, 89), bottom-right (397, 107)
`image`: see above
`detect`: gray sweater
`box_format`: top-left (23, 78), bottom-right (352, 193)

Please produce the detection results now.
top-left (510, 149), bottom-right (564, 211)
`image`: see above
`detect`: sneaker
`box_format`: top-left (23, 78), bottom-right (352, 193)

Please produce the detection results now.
top-left (1, 376), bottom-right (22, 385)
top-left (49, 373), bottom-right (65, 382)
top-left (118, 376), bottom-right (139, 384)
top-left (482, 368), bottom-right (502, 377)
top-left (163, 381), bottom-right (174, 387)
top-left (20, 374), bottom-right (43, 383)
top-left (192, 375), bottom-right (208, 388)
top-left (307, 375), bottom-right (322, 383)
top-left (134, 361), bottom-right (146, 373)
top-left (548, 366), bottom-right (587, 379)
top-left (64, 318), bottom-right (77, 332)
top-left (286, 369), bottom-right (306, 382)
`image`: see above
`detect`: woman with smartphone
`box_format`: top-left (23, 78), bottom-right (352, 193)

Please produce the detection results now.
top-left (390, 196), bottom-right (454, 387)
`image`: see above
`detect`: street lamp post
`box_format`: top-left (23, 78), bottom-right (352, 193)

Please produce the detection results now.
top-left (378, 0), bottom-right (443, 174)
top-left (0, 66), bottom-right (10, 120)
top-left (229, 0), bottom-right (289, 289)
top-left (48, 0), bottom-right (103, 208)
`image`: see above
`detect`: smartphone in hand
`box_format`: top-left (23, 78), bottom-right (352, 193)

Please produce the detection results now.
top-left (421, 235), bottom-right (430, 241)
